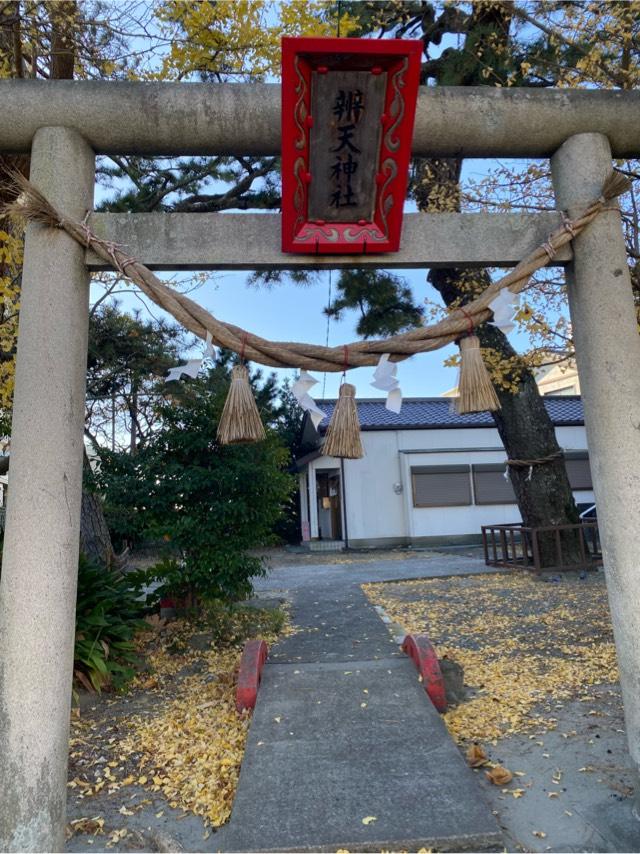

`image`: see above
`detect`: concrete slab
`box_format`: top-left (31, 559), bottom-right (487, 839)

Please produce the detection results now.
top-left (215, 659), bottom-right (502, 852)
top-left (213, 555), bottom-right (504, 852)
top-left (270, 586), bottom-right (401, 665)
top-left (255, 552), bottom-right (498, 594)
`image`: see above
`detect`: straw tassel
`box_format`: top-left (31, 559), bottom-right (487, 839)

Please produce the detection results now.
top-left (454, 335), bottom-right (501, 415)
top-left (217, 364), bottom-right (266, 444)
top-left (323, 383), bottom-right (364, 459)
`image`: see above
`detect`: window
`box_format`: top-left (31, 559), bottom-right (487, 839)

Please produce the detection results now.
top-left (411, 465), bottom-right (471, 508)
top-left (472, 463), bottom-right (517, 505)
top-left (565, 451), bottom-right (592, 490)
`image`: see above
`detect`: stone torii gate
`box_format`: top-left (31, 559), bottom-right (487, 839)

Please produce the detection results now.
top-left (1, 82), bottom-right (640, 851)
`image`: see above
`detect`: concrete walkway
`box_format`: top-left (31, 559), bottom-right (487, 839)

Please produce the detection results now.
top-left (213, 553), bottom-right (503, 852)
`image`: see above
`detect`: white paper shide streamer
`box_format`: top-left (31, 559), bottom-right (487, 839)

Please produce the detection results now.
top-left (371, 353), bottom-right (402, 414)
top-left (488, 289), bottom-right (520, 335)
top-left (292, 370), bottom-right (326, 429)
top-left (165, 332), bottom-right (217, 382)
top-left (165, 359), bottom-right (202, 382)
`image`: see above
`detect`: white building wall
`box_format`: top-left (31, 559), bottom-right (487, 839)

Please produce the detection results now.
top-left (342, 431), bottom-right (406, 543)
top-left (306, 423), bottom-right (593, 546)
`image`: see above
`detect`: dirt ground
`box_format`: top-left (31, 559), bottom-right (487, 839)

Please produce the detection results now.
top-left (65, 603), bottom-right (288, 852)
top-left (364, 570), bottom-right (639, 853)
top-left (65, 554), bottom-right (639, 853)
top-left (257, 543), bottom-right (486, 566)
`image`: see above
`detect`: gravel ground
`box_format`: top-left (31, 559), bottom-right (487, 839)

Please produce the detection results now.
top-left (65, 552), bottom-right (640, 852)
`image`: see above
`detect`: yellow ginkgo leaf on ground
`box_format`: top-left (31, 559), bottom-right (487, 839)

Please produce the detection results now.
top-left (362, 574), bottom-right (617, 745)
top-left (362, 816), bottom-right (377, 825)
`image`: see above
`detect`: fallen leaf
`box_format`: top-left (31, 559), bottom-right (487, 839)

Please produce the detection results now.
top-left (362, 816), bottom-right (377, 825)
top-left (466, 744), bottom-right (488, 768)
top-left (485, 765), bottom-right (513, 786)
top-left (65, 816), bottom-right (105, 840)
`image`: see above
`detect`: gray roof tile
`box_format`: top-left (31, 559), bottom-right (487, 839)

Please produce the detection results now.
top-left (314, 396), bottom-right (584, 432)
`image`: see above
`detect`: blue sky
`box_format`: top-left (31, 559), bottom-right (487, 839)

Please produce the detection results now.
top-left (92, 156), bottom-right (538, 402)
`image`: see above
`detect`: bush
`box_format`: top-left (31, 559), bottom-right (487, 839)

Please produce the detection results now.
top-left (74, 555), bottom-right (145, 693)
top-left (97, 368), bottom-right (295, 605)
top-left (0, 542), bottom-right (144, 695)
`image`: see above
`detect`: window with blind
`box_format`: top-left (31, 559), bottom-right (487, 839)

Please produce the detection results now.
top-left (411, 465), bottom-right (471, 508)
top-left (472, 463), bottom-right (517, 505)
top-left (565, 451), bottom-right (593, 490)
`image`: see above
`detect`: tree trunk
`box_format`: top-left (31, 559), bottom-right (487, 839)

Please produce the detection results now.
top-left (49, 1), bottom-right (77, 80)
top-left (429, 269), bottom-right (582, 567)
top-left (81, 449), bottom-right (123, 568)
top-left (80, 487), bottom-right (119, 568)
top-left (414, 2), bottom-right (583, 568)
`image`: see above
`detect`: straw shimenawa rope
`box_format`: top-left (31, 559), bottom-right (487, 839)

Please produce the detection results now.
top-left (2, 170), bottom-right (631, 373)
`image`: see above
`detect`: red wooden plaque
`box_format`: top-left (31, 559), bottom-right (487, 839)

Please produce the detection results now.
top-left (281, 37), bottom-right (422, 255)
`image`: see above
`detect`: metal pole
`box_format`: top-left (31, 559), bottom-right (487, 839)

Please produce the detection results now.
top-left (340, 457), bottom-right (349, 549)
top-left (551, 133), bottom-right (640, 771)
top-left (0, 127), bottom-right (94, 851)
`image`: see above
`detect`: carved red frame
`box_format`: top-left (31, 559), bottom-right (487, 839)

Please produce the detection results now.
top-left (281, 36), bottom-right (422, 255)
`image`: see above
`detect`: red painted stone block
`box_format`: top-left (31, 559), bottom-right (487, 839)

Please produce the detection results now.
top-left (401, 634), bottom-right (447, 713)
top-left (236, 639), bottom-right (269, 713)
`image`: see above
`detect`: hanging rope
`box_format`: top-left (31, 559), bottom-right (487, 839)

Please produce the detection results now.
top-left (506, 450), bottom-right (565, 468)
top-left (2, 170), bottom-right (630, 374)
top-left (321, 268), bottom-right (332, 399)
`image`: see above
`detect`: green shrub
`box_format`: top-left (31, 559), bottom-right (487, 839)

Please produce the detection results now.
top-left (74, 555), bottom-right (145, 693)
top-left (97, 368), bottom-right (294, 605)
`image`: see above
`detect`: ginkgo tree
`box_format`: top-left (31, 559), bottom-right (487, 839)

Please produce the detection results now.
top-left (332, 0), bottom-right (639, 565)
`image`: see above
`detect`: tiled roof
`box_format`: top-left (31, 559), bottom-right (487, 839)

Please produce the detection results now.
top-left (314, 396), bottom-right (584, 432)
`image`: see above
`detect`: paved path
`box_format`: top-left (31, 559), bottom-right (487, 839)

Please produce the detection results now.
top-left (213, 554), bottom-right (503, 852)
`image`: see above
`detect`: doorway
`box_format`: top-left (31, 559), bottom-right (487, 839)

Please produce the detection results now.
top-left (315, 469), bottom-right (342, 541)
